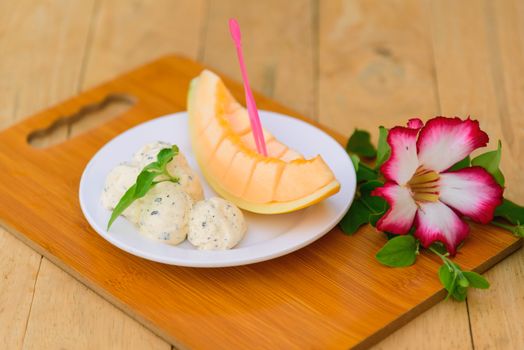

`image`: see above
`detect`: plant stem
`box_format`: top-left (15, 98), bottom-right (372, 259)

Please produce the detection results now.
top-left (490, 220), bottom-right (515, 232)
top-left (429, 246), bottom-right (456, 270)
top-left (429, 246), bottom-right (448, 260)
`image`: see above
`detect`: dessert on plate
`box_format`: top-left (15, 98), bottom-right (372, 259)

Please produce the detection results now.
top-left (101, 70), bottom-right (340, 251)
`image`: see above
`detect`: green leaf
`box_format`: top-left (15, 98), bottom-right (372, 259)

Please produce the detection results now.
top-left (339, 180), bottom-right (387, 234)
top-left (142, 162), bottom-right (162, 172)
top-left (376, 235), bottom-right (417, 267)
top-left (347, 129), bottom-right (377, 158)
top-left (107, 184), bottom-right (137, 230)
top-left (361, 180), bottom-right (388, 226)
top-left (462, 271), bottom-right (490, 289)
top-left (449, 156), bottom-right (471, 171)
top-left (369, 212), bottom-right (383, 227)
top-left (432, 246), bottom-right (490, 301)
top-left (494, 199), bottom-right (524, 225)
top-left (350, 154), bottom-right (360, 172)
top-left (361, 181), bottom-right (387, 216)
top-left (375, 126), bottom-right (391, 169)
top-left (340, 200), bottom-right (370, 235)
top-left (457, 274), bottom-right (470, 288)
top-left (156, 146), bottom-right (178, 167)
top-left (107, 171), bottom-right (158, 230)
top-left (357, 163), bottom-right (378, 182)
top-left (348, 153), bottom-right (378, 182)
top-left (438, 264), bottom-right (454, 292)
top-left (514, 224), bottom-right (524, 237)
top-left (471, 140), bottom-right (505, 186)
top-left (107, 146), bottom-right (179, 231)
top-left (135, 171), bottom-right (158, 197)
top-left (360, 180), bottom-right (384, 194)
top-left (452, 285), bottom-right (468, 301)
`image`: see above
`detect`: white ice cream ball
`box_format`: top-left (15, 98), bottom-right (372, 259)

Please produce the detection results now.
top-left (132, 141), bottom-right (174, 168)
top-left (166, 161), bottom-right (204, 202)
top-left (138, 181), bottom-right (194, 245)
top-left (101, 163), bottom-right (142, 223)
top-left (188, 197), bottom-right (247, 250)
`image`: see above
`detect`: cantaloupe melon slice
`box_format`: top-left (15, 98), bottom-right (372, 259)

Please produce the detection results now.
top-left (187, 70), bottom-right (340, 214)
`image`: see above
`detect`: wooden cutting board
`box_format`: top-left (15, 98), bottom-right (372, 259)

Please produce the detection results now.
top-left (0, 55), bottom-right (520, 350)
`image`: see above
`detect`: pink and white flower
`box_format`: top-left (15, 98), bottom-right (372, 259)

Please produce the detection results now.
top-left (372, 117), bottom-right (503, 255)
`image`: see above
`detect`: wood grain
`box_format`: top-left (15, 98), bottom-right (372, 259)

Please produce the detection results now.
top-left (430, 1), bottom-right (524, 349)
top-left (0, 55), bottom-right (519, 350)
top-left (22, 259), bottom-right (169, 350)
top-left (201, 0), bottom-right (317, 119)
top-left (0, 228), bottom-right (41, 349)
top-left (0, 0), bottom-right (95, 122)
top-left (318, 2), bottom-right (472, 348)
top-left (1, 1), bottom-right (523, 348)
top-left (81, 0), bottom-right (205, 90)
top-left (318, 0), bottom-right (439, 137)
top-left (468, 250), bottom-right (524, 350)
top-left (372, 300), bottom-right (472, 350)
top-left (0, 1), bottom-right (180, 349)
top-left (0, 0), bottom-right (94, 347)
top-left (483, 0), bottom-right (524, 201)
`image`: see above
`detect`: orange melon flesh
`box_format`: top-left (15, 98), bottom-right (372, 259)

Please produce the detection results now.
top-left (188, 70), bottom-right (340, 214)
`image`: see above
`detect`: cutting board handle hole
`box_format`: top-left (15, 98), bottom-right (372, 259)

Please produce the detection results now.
top-left (27, 94), bottom-right (135, 148)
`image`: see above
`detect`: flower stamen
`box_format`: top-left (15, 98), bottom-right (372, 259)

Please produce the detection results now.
top-left (408, 167), bottom-right (440, 203)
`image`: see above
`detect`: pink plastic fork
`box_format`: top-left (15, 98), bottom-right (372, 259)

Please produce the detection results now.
top-left (229, 18), bottom-right (268, 156)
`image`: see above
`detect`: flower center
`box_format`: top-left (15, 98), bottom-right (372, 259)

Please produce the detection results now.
top-left (407, 167), bottom-right (440, 203)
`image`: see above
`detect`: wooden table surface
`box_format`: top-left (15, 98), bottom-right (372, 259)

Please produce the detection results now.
top-left (0, 0), bottom-right (522, 349)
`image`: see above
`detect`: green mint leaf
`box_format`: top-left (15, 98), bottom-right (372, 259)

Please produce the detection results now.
top-left (350, 154), bottom-right (360, 172)
top-left (471, 140), bottom-right (505, 186)
top-left (375, 126), bottom-right (391, 169)
top-left (107, 146), bottom-right (177, 231)
top-left (376, 235), bottom-right (417, 267)
top-left (340, 200), bottom-right (370, 235)
top-left (347, 129), bottom-right (377, 158)
top-left (142, 163), bottom-right (162, 172)
top-left (107, 184), bottom-right (137, 230)
top-left (135, 171), bottom-right (159, 197)
top-left (462, 271), bottom-right (490, 289)
top-left (449, 156), bottom-right (471, 171)
top-left (494, 199), bottom-right (524, 225)
top-left (107, 171), bottom-right (158, 231)
top-left (357, 163), bottom-right (379, 182)
top-left (156, 146), bottom-right (178, 168)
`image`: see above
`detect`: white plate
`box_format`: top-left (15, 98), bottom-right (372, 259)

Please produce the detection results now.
top-left (79, 111), bottom-right (356, 267)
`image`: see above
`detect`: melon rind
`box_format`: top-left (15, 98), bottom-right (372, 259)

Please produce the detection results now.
top-left (187, 70), bottom-right (341, 214)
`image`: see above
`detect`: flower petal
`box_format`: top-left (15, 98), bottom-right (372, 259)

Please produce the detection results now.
top-left (417, 117), bottom-right (489, 172)
top-left (407, 118), bottom-right (424, 129)
top-left (372, 183), bottom-right (418, 235)
top-left (415, 201), bottom-right (470, 255)
top-left (439, 167), bottom-right (503, 224)
top-left (380, 126), bottom-right (420, 185)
